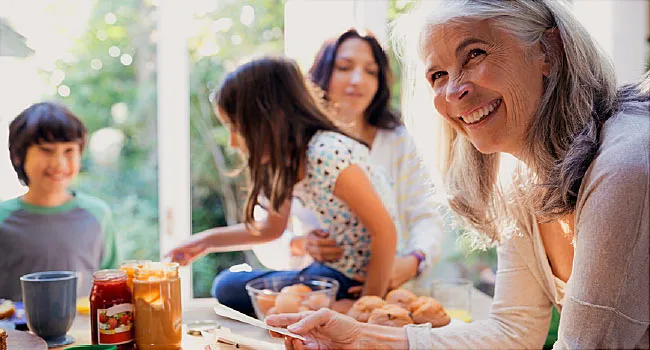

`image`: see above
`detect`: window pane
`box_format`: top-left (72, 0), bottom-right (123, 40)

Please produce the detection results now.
top-left (0, 0), bottom-right (160, 265)
top-left (188, 0), bottom-right (285, 298)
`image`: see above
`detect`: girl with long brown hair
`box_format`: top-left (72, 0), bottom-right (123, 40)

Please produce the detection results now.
top-left (168, 57), bottom-right (399, 315)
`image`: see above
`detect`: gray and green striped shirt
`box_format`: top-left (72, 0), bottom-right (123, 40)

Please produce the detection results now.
top-left (0, 192), bottom-right (117, 300)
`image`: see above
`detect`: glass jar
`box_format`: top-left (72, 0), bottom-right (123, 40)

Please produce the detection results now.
top-left (119, 260), bottom-right (151, 292)
top-left (133, 262), bottom-right (182, 349)
top-left (90, 269), bottom-right (134, 349)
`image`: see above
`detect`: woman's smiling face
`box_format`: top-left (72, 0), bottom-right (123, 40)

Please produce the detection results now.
top-left (422, 20), bottom-right (549, 156)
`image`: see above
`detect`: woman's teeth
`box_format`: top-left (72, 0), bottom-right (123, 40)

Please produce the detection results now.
top-left (461, 99), bottom-right (501, 124)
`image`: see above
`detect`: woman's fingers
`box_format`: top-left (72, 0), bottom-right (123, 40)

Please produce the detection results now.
top-left (292, 338), bottom-right (304, 350)
top-left (287, 308), bottom-right (332, 334)
top-left (266, 310), bottom-right (325, 335)
top-left (269, 330), bottom-right (283, 339)
top-left (266, 313), bottom-right (306, 328)
top-left (309, 229), bottom-right (330, 239)
top-left (306, 240), bottom-right (344, 262)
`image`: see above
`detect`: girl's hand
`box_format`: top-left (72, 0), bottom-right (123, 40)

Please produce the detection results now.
top-left (266, 309), bottom-right (363, 350)
top-left (166, 233), bottom-right (210, 266)
top-left (289, 236), bottom-right (308, 256)
top-left (305, 229), bottom-right (344, 262)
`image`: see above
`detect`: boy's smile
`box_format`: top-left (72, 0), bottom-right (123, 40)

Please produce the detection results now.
top-left (22, 141), bottom-right (81, 198)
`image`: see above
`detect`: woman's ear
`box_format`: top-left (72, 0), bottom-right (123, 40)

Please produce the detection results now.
top-left (540, 28), bottom-right (562, 77)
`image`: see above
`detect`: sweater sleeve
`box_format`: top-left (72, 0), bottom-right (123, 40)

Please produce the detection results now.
top-left (406, 234), bottom-right (553, 349)
top-left (553, 113), bottom-right (650, 349)
top-left (394, 129), bottom-right (444, 267)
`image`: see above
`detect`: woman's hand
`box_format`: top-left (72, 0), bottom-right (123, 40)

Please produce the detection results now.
top-left (266, 309), bottom-right (363, 350)
top-left (389, 255), bottom-right (419, 290)
top-left (305, 230), bottom-right (344, 262)
top-left (165, 233), bottom-right (211, 266)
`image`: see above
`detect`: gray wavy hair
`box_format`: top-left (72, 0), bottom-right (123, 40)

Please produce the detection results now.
top-left (393, 0), bottom-right (631, 244)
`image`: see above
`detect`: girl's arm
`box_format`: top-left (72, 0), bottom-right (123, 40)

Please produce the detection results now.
top-left (334, 164), bottom-right (397, 297)
top-left (167, 199), bottom-right (292, 265)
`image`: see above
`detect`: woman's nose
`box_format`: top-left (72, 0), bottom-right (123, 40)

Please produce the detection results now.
top-left (349, 68), bottom-right (363, 85)
top-left (445, 78), bottom-right (472, 103)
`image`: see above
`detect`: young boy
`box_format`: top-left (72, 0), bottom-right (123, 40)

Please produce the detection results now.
top-left (0, 102), bottom-right (118, 301)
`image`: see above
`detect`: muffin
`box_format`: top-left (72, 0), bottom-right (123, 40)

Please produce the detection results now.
top-left (347, 296), bottom-right (387, 323)
top-left (255, 290), bottom-right (277, 315)
top-left (274, 292), bottom-right (302, 313)
top-left (367, 304), bottom-right (414, 327)
top-left (385, 289), bottom-right (418, 310)
top-left (0, 300), bottom-right (14, 320)
top-left (409, 296), bottom-right (451, 327)
top-left (301, 293), bottom-right (332, 311)
top-left (0, 328), bottom-right (6, 350)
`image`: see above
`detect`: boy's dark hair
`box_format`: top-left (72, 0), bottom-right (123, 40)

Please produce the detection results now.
top-left (309, 28), bottom-right (401, 130)
top-left (9, 102), bottom-right (87, 185)
top-left (213, 57), bottom-right (360, 230)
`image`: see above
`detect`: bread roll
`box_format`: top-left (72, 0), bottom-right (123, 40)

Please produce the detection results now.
top-left (347, 296), bottom-right (386, 323)
top-left (409, 296), bottom-right (450, 327)
top-left (367, 304), bottom-right (414, 327)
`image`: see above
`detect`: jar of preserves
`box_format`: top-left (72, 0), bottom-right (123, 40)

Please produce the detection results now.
top-left (133, 262), bottom-right (182, 349)
top-left (90, 269), bottom-right (134, 349)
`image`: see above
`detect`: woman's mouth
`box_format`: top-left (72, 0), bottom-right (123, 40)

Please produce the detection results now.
top-left (458, 99), bottom-right (502, 125)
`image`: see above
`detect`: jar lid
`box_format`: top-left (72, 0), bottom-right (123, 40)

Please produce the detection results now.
top-left (134, 262), bottom-right (179, 280)
top-left (93, 269), bottom-right (127, 282)
top-left (118, 260), bottom-right (152, 269)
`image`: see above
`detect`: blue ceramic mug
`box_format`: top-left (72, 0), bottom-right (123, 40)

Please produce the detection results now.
top-left (20, 271), bottom-right (78, 346)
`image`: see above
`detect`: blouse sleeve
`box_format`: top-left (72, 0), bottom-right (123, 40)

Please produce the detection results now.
top-left (393, 128), bottom-right (445, 267)
top-left (306, 133), bottom-right (368, 193)
top-left (406, 232), bottom-right (553, 349)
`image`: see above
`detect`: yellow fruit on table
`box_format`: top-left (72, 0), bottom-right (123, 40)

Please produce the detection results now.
top-left (445, 308), bottom-right (472, 322)
top-left (76, 297), bottom-right (90, 315)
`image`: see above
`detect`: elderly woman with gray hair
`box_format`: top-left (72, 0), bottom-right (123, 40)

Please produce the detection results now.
top-left (266, 0), bottom-right (650, 349)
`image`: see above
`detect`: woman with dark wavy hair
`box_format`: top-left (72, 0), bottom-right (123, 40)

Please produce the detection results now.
top-left (267, 1), bottom-right (649, 349)
top-left (285, 28), bottom-right (445, 300)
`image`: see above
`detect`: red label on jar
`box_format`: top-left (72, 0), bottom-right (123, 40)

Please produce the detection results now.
top-left (97, 303), bottom-right (134, 345)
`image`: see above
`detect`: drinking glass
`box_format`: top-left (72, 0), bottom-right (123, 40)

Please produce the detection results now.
top-left (431, 278), bottom-right (472, 322)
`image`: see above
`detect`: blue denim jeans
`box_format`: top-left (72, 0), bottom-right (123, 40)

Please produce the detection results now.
top-left (211, 262), bottom-right (362, 316)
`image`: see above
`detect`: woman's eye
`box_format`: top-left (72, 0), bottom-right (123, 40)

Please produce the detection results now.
top-left (335, 65), bottom-right (351, 71)
top-left (430, 71), bottom-right (447, 82)
top-left (467, 48), bottom-right (486, 61)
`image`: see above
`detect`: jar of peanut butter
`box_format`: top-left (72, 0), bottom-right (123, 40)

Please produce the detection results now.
top-left (133, 262), bottom-right (182, 349)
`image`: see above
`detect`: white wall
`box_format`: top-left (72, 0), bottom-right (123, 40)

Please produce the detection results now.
top-left (0, 57), bottom-right (39, 200)
top-left (284, 0), bottom-right (388, 71)
top-left (574, 0), bottom-right (649, 85)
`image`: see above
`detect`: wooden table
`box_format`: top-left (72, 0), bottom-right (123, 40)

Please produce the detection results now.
top-left (54, 298), bottom-right (283, 349)
top-left (36, 289), bottom-right (491, 349)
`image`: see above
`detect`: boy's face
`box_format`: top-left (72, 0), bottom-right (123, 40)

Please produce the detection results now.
top-left (23, 141), bottom-right (81, 194)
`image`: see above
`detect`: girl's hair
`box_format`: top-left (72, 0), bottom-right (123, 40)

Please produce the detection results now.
top-left (393, 0), bottom-right (640, 244)
top-left (9, 102), bottom-right (87, 186)
top-left (213, 57), bottom-right (352, 229)
top-left (309, 28), bottom-right (402, 130)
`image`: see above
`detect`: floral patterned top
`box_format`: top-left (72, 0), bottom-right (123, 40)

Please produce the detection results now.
top-left (293, 131), bottom-right (400, 281)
